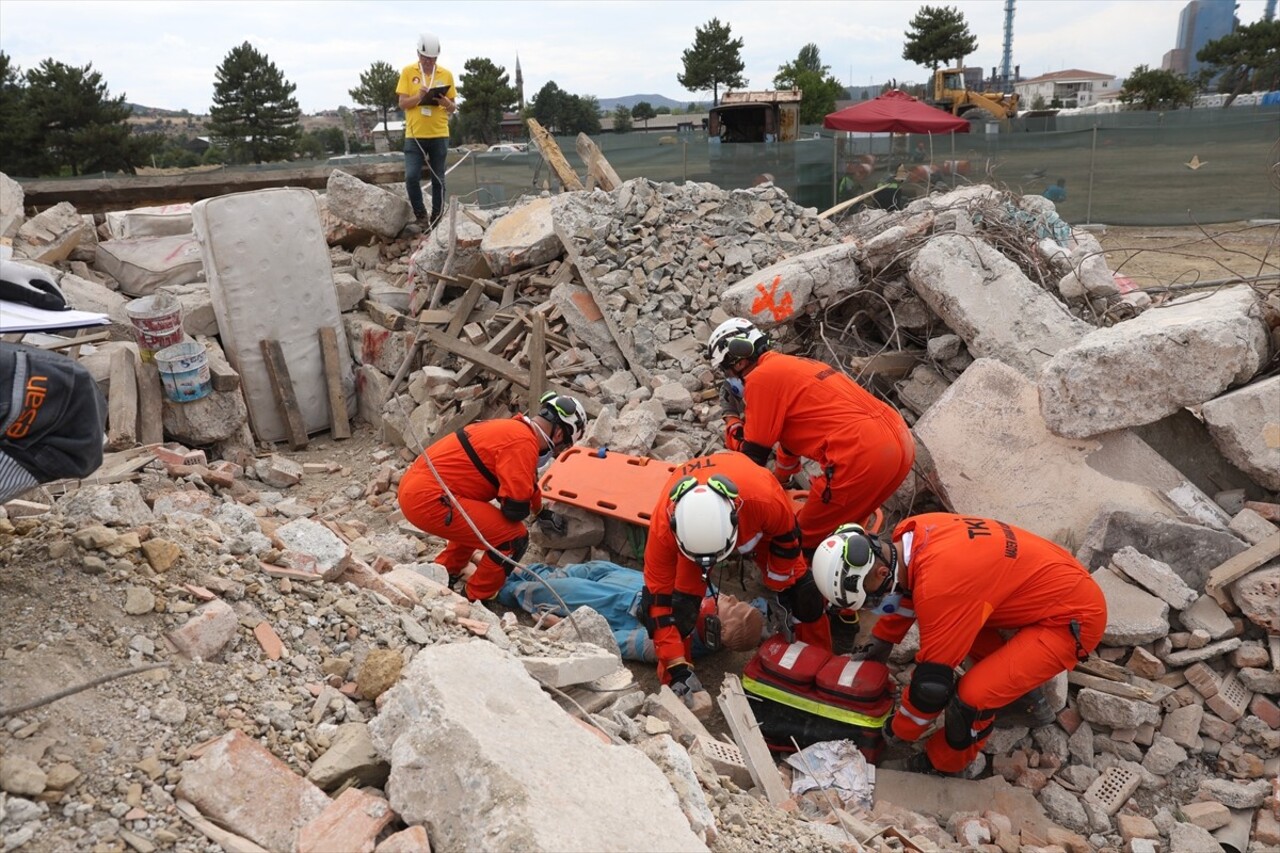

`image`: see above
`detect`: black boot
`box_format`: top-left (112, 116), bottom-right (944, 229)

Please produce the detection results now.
top-left (995, 685), bottom-right (1056, 728)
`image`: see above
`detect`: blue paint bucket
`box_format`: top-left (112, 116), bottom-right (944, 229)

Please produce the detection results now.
top-left (154, 341), bottom-right (212, 403)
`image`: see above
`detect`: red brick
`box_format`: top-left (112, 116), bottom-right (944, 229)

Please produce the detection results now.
top-left (1256, 808), bottom-right (1280, 847)
top-left (1184, 662), bottom-right (1220, 698)
top-left (297, 788), bottom-right (394, 853)
top-left (1057, 706), bottom-right (1082, 734)
top-left (253, 621), bottom-right (284, 661)
top-left (1251, 694), bottom-right (1280, 729)
top-left (376, 826), bottom-right (431, 853)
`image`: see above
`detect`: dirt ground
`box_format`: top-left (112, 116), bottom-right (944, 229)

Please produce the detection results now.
top-left (1093, 220), bottom-right (1280, 291)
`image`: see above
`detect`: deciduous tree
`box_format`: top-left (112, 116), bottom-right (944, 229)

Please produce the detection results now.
top-left (530, 81), bottom-right (600, 135)
top-left (1196, 19), bottom-right (1280, 106)
top-left (902, 5), bottom-right (978, 72)
top-left (456, 57), bottom-right (517, 144)
top-left (209, 41), bottom-right (301, 163)
top-left (348, 60), bottom-right (399, 145)
top-left (677, 18), bottom-right (746, 106)
top-left (1119, 65), bottom-right (1196, 110)
top-left (773, 43), bottom-right (844, 124)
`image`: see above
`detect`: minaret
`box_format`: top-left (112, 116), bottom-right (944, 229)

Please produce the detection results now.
top-left (515, 54), bottom-right (524, 110)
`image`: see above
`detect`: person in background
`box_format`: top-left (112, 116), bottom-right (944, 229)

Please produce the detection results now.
top-left (397, 393), bottom-right (588, 602)
top-left (396, 32), bottom-right (457, 229)
top-left (499, 560), bottom-right (765, 663)
top-left (1043, 178), bottom-right (1067, 203)
top-left (810, 514), bottom-right (1106, 777)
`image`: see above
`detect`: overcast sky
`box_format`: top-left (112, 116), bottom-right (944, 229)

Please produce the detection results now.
top-left (0, 0), bottom-right (1270, 113)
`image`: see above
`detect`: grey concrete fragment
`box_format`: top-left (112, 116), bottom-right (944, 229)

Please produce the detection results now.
top-left (1109, 547), bottom-right (1198, 610)
top-left (1169, 821), bottom-right (1221, 853)
top-left (167, 599), bottom-right (238, 662)
top-left (275, 519), bottom-right (348, 577)
top-left (1039, 287), bottom-right (1268, 438)
top-left (521, 644), bottom-right (622, 689)
top-left (1232, 566), bottom-right (1280, 633)
top-left (1075, 688), bottom-right (1161, 729)
top-left (1095, 568), bottom-right (1171, 644)
top-left (1162, 638), bottom-right (1242, 667)
top-left (369, 642), bottom-right (706, 852)
top-left (13, 201), bottom-right (88, 264)
top-left (548, 280), bottom-right (626, 371)
top-left (1201, 376), bottom-right (1280, 491)
top-left (1160, 703), bottom-right (1204, 751)
top-left (907, 235), bottom-right (1091, 376)
top-left (325, 170), bottom-right (411, 238)
top-left (1037, 781), bottom-right (1089, 833)
top-left (305, 722), bottom-right (389, 791)
top-left (1196, 778), bottom-right (1270, 809)
top-left (638, 734), bottom-right (716, 844)
top-left (545, 607), bottom-right (622, 661)
top-left (720, 242), bottom-right (862, 323)
top-left (0, 171), bottom-right (24, 239)
top-left (1178, 595), bottom-right (1235, 640)
top-left (59, 483), bottom-right (155, 528)
top-left (913, 360), bottom-right (1227, 548)
top-left (1227, 508), bottom-right (1277, 545)
top-left (161, 387), bottom-right (251, 446)
top-left (1140, 734), bottom-right (1187, 774)
top-left (1075, 508), bottom-right (1245, 590)
top-left (481, 195), bottom-right (562, 276)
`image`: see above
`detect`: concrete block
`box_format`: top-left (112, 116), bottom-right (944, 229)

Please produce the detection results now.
top-left (1109, 546), bottom-right (1198, 610)
top-left (480, 195), bottom-right (561, 276)
top-left (1179, 595), bottom-right (1235, 640)
top-left (14, 201), bottom-right (87, 264)
top-left (326, 170), bottom-right (411, 239)
top-left (1095, 570), bottom-right (1170, 645)
top-left (1076, 689), bottom-right (1161, 729)
top-left (275, 518), bottom-right (348, 578)
top-left (1162, 638), bottom-right (1242, 667)
top-left (1227, 507), bottom-right (1278, 545)
top-left (1178, 800), bottom-right (1230, 831)
top-left (306, 723), bottom-right (389, 792)
top-left (520, 645), bottom-right (622, 689)
top-left (720, 242), bottom-right (863, 323)
top-left (1202, 375), bottom-right (1280, 491)
top-left (1169, 821), bottom-right (1220, 853)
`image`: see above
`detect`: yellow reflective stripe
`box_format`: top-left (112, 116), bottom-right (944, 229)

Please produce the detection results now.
top-left (742, 676), bottom-right (890, 728)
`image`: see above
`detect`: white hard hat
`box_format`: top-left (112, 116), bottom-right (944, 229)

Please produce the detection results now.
top-left (811, 523), bottom-right (879, 609)
top-left (669, 475), bottom-right (739, 570)
top-left (707, 317), bottom-right (768, 370)
top-left (538, 391), bottom-right (588, 445)
top-left (416, 33), bottom-right (441, 58)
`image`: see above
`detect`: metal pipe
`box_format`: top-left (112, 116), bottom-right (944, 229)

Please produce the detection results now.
top-left (1211, 808), bottom-right (1254, 853)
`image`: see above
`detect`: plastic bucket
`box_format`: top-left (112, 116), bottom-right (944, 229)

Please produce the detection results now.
top-left (154, 341), bottom-right (211, 403)
top-left (126, 293), bottom-right (184, 363)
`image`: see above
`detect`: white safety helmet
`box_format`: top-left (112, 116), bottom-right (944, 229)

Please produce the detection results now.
top-left (811, 523), bottom-right (880, 609)
top-left (668, 475), bottom-right (739, 570)
top-left (538, 391), bottom-right (588, 446)
top-left (416, 32), bottom-right (441, 58)
top-left (708, 317), bottom-right (768, 371)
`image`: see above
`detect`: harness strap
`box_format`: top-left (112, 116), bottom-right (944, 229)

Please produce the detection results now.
top-left (454, 427), bottom-right (500, 489)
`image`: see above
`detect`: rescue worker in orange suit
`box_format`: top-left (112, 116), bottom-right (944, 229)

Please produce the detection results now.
top-left (398, 392), bottom-right (589, 602)
top-left (708, 318), bottom-right (915, 557)
top-left (642, 451), bottom-right (831, 717)
top-left (810, 513), bottom-right (1107, 776)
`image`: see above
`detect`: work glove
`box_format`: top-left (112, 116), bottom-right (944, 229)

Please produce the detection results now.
top-left (850, 636), bottom-right (893, 663)
top-left (536, 508), bottom-right (567, 536)
top-left (0, 258), bottom-right (67, 311)
top-left (719, 379), bottom-right (745, 417)
top-left (724, 416), bottom-right (745, 452)
top-left (668, 664), bottom-right (707, 705)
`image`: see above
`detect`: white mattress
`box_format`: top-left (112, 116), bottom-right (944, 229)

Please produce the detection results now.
top-left (192, 188), bottom-right (355, 443)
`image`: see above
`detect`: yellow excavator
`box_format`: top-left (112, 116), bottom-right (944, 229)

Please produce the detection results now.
top-left (930, 68), bottom-right (1019, 120)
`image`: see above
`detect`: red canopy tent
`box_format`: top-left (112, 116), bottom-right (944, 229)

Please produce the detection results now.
top-left (822, 89), bottom-right (970, 134)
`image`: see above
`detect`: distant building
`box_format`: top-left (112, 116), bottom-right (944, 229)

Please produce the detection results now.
top-left (599, 112), bottom-right (709, 134)
top-left (1161, 0), bottom-right (1235, 77)
top-left (1014, 69), bottom-right (1119, 108)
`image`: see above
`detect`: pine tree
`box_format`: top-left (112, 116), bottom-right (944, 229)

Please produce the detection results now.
top-left (209, 41), bottom-right (301, 163)
top-left (902, 5), bottom-right (979, 72)
top-left (349, 60), bottom-right (400, 145)
top-left (456, 57), bottom-right (517, 145)
top-left (677, 18), bottom-right (747, 106)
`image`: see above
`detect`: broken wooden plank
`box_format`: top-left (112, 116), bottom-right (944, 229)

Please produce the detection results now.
top-left (848, 349), bottom-right (926, 381)
top-left (444, 280), bottom-right (486, 340)
top-left (421, 325), bottom-right (601, 417)
top-left (716, 674), bottom-right (789, 807)
top-left (455, 316), bottom-right (525, 387)
top-left (134, 357), bottom-right (164, 446)
top-left (575, 133), bottom-right (621, 191)
top-left (1074, 657), bottom-right (1133, 682)
top-left (35, 330), bottom-right (110, 351)
top-left (553, 221), bottom-right (651, 384)
top-left (318, 326), bottom-right (351, 440)
top-left (1205, 531), bottom-right (1280, 605)
top-left (258, 339), bottom-right (308, 450)
top-left (106, 348), bottom-right (138, 452)
top-left (416, 308), bottom-right (453, 325)
top-left (528, 312), bottom-right (547, 405)
top-left (526, 118), bottom-right (584, 191)
top-left (1067, 670), bottom-right (1156, 702)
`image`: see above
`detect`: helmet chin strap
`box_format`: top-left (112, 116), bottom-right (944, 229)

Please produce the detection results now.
top-left (524, 415), bottom-right (557, 454)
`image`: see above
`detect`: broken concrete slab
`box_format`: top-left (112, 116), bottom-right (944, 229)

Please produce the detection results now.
top-left (1201, 375), bottom-right (1280, 491)
top-left (1095, 569), bottom-right (1170, 644)
top-left (158, 284), bottom-right (219, 337)
top-left (520, 644), bottom-right (622, 689)
top-left (325, 170), bottom-right (412, 239)
top-left (1109, 547), bottom-right (1198, 610)
top-left (1075, 507), bottom-right (1247, 590)
top-left (1039, 286), bottom-right (1268, 438)
top-left (1178, 595), bottom-right (1235, 640)
top-left (161, 386), bottom-right (251, 446)
top-left (718, 242), bottom-right (862, 325)
top-left (913, 359), bottom-right (1227, 546)
top-left (13, 201), bottom-right (88, 264)
top-left (480, 195), bottom-right (562, 276)
top-left (1075, 688), bottom-right (1162, 729)
top-left (369, 642), bottom-right (706, 852)
top-left (175, 729), bottom-right (330, 852)
top-left (94, 235), bottom-right (205, 297)
top-left (874, 768), bottom-right (1057, 837)
top-left (907, 235), bottom-right (1091, 377)
top-left (275, 519), bottom-right (348, 579)
top-left (0, 171), bottom-right (24, 239)
top-left (548, 280), bottom-right (627, 371)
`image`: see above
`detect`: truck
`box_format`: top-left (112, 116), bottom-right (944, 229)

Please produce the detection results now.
top-left (929, 67), bottom-right (1020, 121)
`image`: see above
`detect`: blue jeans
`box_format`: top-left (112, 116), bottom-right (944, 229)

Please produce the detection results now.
top-left (404, 136), bottom-right (448, 222)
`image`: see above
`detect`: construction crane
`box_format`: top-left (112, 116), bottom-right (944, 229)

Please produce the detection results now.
top-left (1000, 0), bottom-right (1016, 92)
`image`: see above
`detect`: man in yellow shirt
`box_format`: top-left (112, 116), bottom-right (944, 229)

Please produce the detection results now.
top-left (396, 32), bottom-right (457, 228)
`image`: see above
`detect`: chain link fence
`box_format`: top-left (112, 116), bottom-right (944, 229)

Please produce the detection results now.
top-left (443, 106), bottom-right (1279, 227)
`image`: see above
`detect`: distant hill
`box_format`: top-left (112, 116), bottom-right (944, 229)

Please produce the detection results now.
top-left (597, 93), bottom-right (707, 113)
top-left (128, 103), bottom-right (195, 118)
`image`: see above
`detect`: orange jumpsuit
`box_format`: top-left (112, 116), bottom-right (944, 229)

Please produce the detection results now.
top-left (397, 416), bottom-right (543, 601)
top-left (873, 513), bottom-right (1107, 774)
top-left (643, 452), bottom-right (830, 679)
top-left (737, 351), bottom-right (914, 550)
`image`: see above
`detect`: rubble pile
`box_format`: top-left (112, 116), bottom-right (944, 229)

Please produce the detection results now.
top-left (1, 162), bottom-right (1278, 853)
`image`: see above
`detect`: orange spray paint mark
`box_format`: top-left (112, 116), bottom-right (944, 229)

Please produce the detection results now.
top-left (750, 275), bottom-right (794, 322)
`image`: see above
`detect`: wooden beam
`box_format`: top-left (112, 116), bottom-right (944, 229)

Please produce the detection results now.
top-left (716, 674), bottom-right (789, 806)
top-left (553, 221), bottom-right (651, 384)
top-left (421, 325), bottom-right (601, 416)
top-left (258, 339), bottom-right (308, 450)
top-left (134, 358), bottom-right (164, 446)
top-left (106, 348), bottom-right (138, 452)
top-left (526, 118), bottom-right (583, 191)
top-left (34, 330), bottom-right (110, 351)
top-left (444, 280), bottom-right (485, 340)
top-left (416, 308), bottom-right (453, 325)
top-left (1205, 532), bottom-right (1280, 606)
top-left (575, 133), bottom-right (622, 191)
top-left (455, 316), bottom-right (525, 387)
top-left (1067, 671), bottom-right (1156, 702)
top-left (318, 326), bottom-right (351, 440)
top-left (528, 312), bottom-right (547, 406)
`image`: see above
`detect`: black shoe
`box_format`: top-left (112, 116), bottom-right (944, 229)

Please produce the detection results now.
top-left (903, 751), bottom-right (944, 775)
top-left (996, 686), bottom-right (1056, 728)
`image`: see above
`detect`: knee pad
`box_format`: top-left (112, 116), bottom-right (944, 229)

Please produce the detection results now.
top-left (671, 591), bottom-right (702, 638)
top-left (787, 570), bottom-right (826, 623)
top-left (943, 695), bottom-right (995, 751)
top-left (488, 534), bottom-right (529, 576)
top-left (908, 661), bottom-right (956, 714)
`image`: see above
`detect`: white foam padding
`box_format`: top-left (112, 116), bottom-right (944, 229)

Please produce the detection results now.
top-left (105, 203), bottom-right (194, 239)
top-left (192, 188), bottom-right (355, 443)
top-left (94, 235), bottom-right (205, 297)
